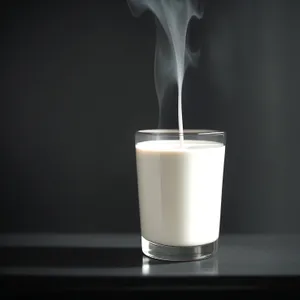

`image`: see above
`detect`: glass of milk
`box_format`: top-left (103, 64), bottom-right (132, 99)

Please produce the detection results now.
top-left (135, 129), bottom-right (226, 261)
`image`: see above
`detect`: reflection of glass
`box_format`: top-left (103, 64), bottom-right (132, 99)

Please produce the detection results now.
top-left (141, 256), bottom-right (219, 276)
top-left (135, 130), bottom-right (226, 261)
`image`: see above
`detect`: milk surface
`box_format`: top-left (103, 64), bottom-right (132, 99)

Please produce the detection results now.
top-left (136, 140), bottom-right (225, 246)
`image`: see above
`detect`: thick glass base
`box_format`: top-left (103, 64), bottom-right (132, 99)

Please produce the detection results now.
top-left (141, 237), bottom-right (218, 262)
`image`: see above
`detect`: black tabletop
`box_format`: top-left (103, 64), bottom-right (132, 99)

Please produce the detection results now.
top-left (0, 233), bottom-right (300, 291)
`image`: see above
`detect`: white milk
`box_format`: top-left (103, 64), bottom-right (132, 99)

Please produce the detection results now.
top-left (136, 140), bottom-right (225, 247)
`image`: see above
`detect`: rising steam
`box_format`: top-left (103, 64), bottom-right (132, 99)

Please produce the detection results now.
top-left (128, 0), bottom-right (203, 145)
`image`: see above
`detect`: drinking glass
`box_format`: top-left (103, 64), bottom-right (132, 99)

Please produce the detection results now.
top-left (135, 129), bottom-right (226, 261)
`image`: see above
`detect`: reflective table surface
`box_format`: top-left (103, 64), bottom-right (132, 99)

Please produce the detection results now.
top-left (0, 234), bottom-right (300, 291)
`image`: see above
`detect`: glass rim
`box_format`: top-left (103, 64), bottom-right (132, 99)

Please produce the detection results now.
top-left (136, 129), bottom-right (225, 136)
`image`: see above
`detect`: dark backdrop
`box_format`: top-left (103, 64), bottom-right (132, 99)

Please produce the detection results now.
top-left (1, 0), bottom-right (300, 234)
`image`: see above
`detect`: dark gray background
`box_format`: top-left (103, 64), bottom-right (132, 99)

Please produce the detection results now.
top-left (1, 0), bottom-right (300, 235)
